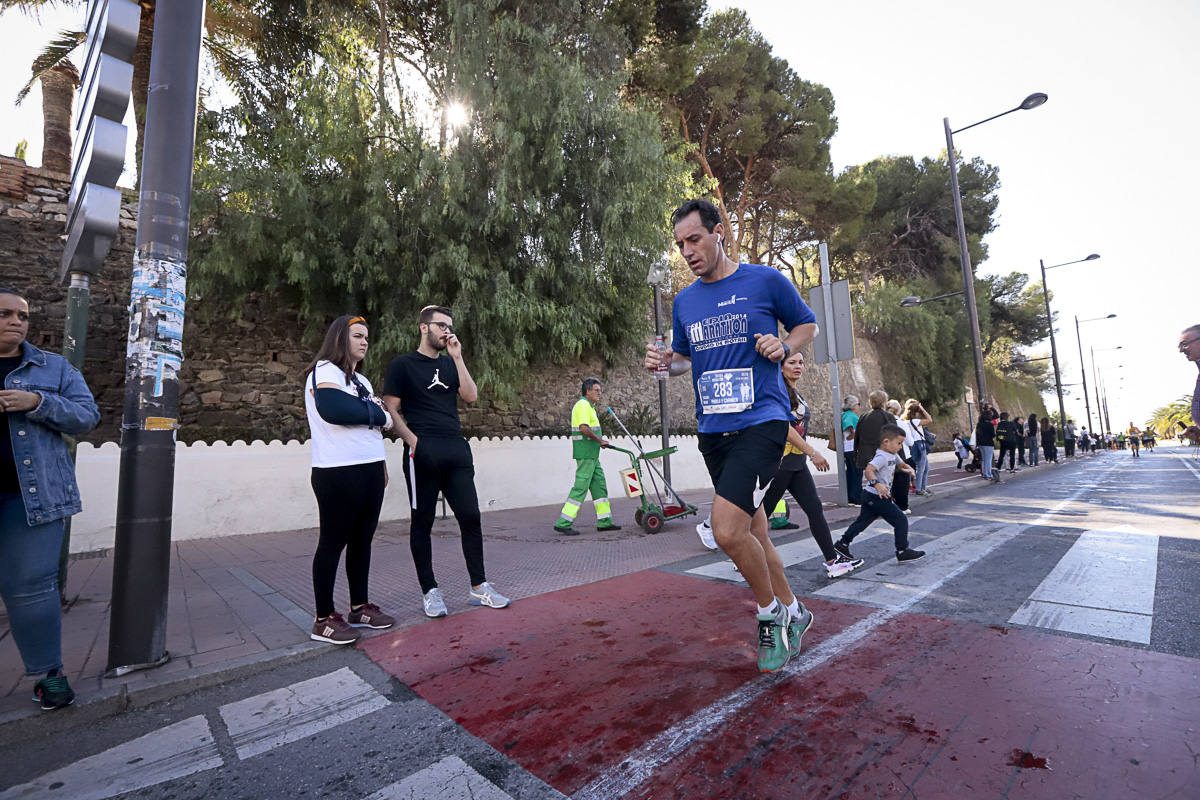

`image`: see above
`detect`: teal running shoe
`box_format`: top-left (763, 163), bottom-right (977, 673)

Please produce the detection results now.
top-left (756, 605), bottom-right (792, 673)
top-left (788, 604), bottom-right (814, 654)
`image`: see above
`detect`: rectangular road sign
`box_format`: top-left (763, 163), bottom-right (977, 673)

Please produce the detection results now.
top-left (810, 279), bottom-right (855, 363)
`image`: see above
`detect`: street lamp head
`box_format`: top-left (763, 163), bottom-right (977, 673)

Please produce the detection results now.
top-left (1085, 253), bottom-right (1101, 261)
top-left (900, 296), bottom-right (922, 308)
top-left (1105, 313), bottom-right (1116, 318)
top-left (1020, 92), bottom-right (1049, 110)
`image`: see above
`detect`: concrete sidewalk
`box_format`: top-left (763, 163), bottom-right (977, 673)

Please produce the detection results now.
top-left (0, 448), bottom-right (1092, 733)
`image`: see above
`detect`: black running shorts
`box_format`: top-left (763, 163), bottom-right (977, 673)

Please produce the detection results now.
top-left (697, 419), bottom-right (789, 516)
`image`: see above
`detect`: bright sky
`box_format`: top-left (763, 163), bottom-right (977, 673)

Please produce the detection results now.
top-left (3, 1), bottom-right (1197, 428)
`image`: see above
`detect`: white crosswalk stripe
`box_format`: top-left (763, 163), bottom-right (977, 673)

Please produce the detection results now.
top-left (686, 517), bottom-right (926, 583)
top-left (0, 715), bottom-right (220, 800)
top-left (815, 522), bottom-right (1017, 606)
top-left (219, 666), bottom-right (390, 760)
top-left (1009, 526), bottom-right (1158, 644)
top-left (363, 756), bottom-right (517, 800)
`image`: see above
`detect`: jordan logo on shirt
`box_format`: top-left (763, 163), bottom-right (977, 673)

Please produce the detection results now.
top-left (427, 369), bottom-right (449, 390)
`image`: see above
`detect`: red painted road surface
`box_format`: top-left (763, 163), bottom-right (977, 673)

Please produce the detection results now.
top-left (361, 570), bottom-right (1197, 799)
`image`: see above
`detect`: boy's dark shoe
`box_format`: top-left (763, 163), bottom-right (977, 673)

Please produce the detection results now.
top-left (33, 672), bottom-right (75, 711)
top-left (896, 548), bottom-right (926, 562)
top-left (833, 540), bottom-right (855, 560)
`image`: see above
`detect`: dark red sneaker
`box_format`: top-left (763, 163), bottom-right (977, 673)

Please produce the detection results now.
top-left (311, 612), bottom-right (361, 644)
top-left (347, 603), bottom-right (395, 629)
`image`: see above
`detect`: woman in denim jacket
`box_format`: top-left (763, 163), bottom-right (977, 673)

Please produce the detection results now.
top-left (1, 288), bottom-right (100, 710)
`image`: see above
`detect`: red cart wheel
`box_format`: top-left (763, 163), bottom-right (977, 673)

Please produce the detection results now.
top-left (642, 511), bottom-right (664, 534)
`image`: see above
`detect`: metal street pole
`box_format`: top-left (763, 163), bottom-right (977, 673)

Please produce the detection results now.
top-left (818, 243), bottom-right (848, 506)
top-left (942, 93), bottom-right (1047, 408)
top-left (1074, 316), bottom-right (1094, 436)
top-left (57, 273), bottom-right (90, 597)
top-left (944, 118), bottom-right (988, 406)
top-left (1091, 347), bottom-right (1105, 432)
top-left (1038, 259), bottom-right (1068, 443)
top-left (652, 283), bottom-right (670, 484)
top-left (107, 0), bottom-right (205, 677)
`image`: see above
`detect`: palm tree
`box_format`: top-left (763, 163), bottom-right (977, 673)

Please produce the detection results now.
top-left (3, 0), bottom-right (301, 181)
top-left (1146, 396), bottom-right (1193, 438)
top-left (37, 58), bottom-right (78, 174)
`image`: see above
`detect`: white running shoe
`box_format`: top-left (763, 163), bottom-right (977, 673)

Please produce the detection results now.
top-left (824, 553), bottom-right (863, 578)
top-left (468, 582), bottom-right (510, 609)
top-left (696, 517), bottom-right (718, 550)
top-left (422, 587), bottom-right (448, 618)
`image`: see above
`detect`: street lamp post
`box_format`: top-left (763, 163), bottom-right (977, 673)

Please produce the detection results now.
top-left (1038, 253), bottom-right (1100, 444)
top-left (1075, 313), bottom-right (1117, 438)
top-left (945, 92), bottom-right (1047, 406)
top-left (1091, 346), bottom-right (1122, 432)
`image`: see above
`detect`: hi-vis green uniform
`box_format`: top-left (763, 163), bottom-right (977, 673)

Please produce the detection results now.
top-left (556, 397), bottom-right (614, 529)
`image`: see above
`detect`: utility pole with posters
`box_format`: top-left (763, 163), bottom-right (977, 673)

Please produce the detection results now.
top-left (106, 0), bottom-right (205, 677)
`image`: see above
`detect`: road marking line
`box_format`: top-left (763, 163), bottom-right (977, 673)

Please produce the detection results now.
top-left (685, 518), bottom-right (925, 583)
top-left (363, 755), bottom-right (521, 800)
top-left (1174, 453), bottom-right (1200, 483)
top-left (219, 667), bottom-right (389, 760)
top-left (1009, 526), bottom-right (1158, 644)
top-left (0, 715), bottom-right (220, 800)
top-left (576, 461), bottom-right (1119, 800)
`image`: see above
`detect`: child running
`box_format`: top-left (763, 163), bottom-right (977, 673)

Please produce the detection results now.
top-left (833, 424), bottom-right (926, 563)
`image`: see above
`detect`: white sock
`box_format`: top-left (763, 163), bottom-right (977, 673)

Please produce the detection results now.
top-left (787, 599), bottom-right (801, 618)
top-left (757, 599), bottom-right (779, 617)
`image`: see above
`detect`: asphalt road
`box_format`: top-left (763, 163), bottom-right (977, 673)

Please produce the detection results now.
top-left (3, 446), bottom-right (1197, 800)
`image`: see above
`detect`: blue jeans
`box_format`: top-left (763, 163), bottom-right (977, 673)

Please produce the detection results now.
top-left (980, 445), bottom-right (995, 479)
top-left (1026, 435), bottom-right (1039, 465)
top-left (0, 493), bottom-right (65, 675)
top-left (910, 442), bottom-right (930, 492)
top-left (843, 452), bottom-right (863, 504)
top-left (838, 492), bottom-right (909, 552)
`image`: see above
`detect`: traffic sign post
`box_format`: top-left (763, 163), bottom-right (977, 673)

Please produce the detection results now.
top-left (106, 0), bottom-right (205, 677)
top-left (810, 245), bottom-right (855, 506)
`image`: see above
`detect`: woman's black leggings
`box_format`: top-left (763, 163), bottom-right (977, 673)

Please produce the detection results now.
top-left (311, 460), bottom-right (386, 618)
top-left (761, 464), bottom-right (837, 561)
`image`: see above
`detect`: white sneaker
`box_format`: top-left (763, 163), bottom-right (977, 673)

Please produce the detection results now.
top-left (902, 508), bottom-right (912, 515)
top-left (422, 587), bottom-right (448, 618)
top-left (469, 582), bottom-right (510, 609)
top-left (695, 518), bottom-right (718, 550)
top-left (824, 554), bottom-right (861, 578)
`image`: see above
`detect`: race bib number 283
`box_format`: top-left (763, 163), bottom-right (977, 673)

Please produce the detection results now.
top-left (697, 368), bottom-right (754, 414)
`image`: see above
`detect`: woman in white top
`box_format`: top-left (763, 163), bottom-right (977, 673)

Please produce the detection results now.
top-left (304, 315), bottom-right (395, 645)
top-left (901, 399), bottom-right (934, 495)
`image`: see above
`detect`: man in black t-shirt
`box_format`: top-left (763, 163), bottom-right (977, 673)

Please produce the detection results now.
top-left (383, 305), bottom-right (509, 618)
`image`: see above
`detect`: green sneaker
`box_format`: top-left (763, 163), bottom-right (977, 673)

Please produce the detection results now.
top-left (596, 521), bottom-right (622, 531)
top-left (756, 606), bottom-right (792, 673)
top-left (788, 604), bottom-right (814, 654)
top-left (32, 672), bottom-right (75, 711)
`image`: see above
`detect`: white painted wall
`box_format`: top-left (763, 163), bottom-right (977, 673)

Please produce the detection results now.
top-left (72, 435), bottom-right (841, 553)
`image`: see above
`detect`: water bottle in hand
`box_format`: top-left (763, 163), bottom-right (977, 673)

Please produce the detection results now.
top-left (654, 334), bottom-right (670, 382)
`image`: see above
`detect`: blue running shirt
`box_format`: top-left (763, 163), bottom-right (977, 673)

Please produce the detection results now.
top-left (671, 263), bottom-right (816, 433)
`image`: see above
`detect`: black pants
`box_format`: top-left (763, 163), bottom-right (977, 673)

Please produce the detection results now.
top-left (403, 436), bottom-right (485, 593)
top-left (762, 464), bottom-right (836, 561)
top-left (311, 460), bottom-right (386, 618)
top-left (893, 462), bottom-right (911, 510)
top-left (1065, 438), bottom-right (1076, 457)
top-left (1043, 441), bottom-right (1058, 462)
top-left (997, 441), bottom-right (1017, 470)
top-left (1017, 439), bottom-right (1026, 464)
top-left (838, 492), bottom-right (909, 552)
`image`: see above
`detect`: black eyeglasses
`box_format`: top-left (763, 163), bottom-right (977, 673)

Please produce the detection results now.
top-left (428, 321), bottom-right (455, 334)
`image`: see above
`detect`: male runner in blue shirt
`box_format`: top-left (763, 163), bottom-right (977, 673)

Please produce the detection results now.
top-left (645, 198), bottom-right (818, 672)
